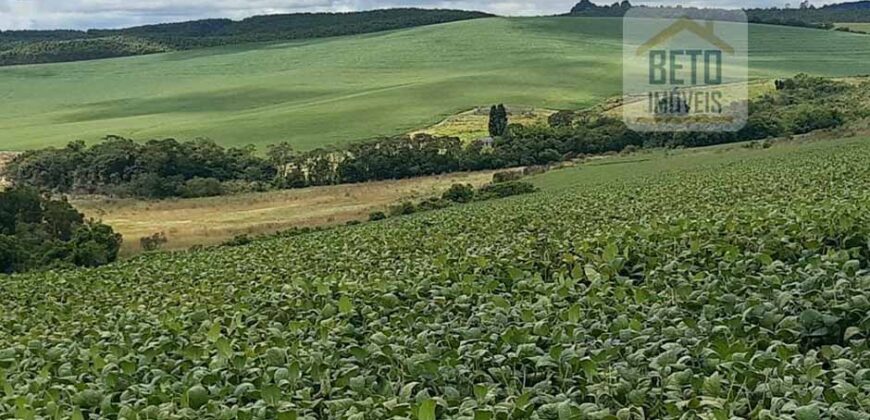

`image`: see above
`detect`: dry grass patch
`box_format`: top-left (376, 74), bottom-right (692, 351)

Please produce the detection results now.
top-left (835, 23), bottom-right (870, 33)
top-left (0, 152), bottom-right (18, 189)
top-left (412, 106), bottom-right (554, 142)
top-left (73, 170), bottom-right (500, 256)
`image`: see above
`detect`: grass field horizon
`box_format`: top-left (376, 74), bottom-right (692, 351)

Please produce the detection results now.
top-left (3, 17), bottom-right (870, 151)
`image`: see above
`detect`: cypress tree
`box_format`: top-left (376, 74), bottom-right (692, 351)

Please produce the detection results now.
top-left (489, 104), bottom-right (509, 137)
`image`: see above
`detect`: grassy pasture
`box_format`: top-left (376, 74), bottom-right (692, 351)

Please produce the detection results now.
top-left (412, 106), bottom-right (554, 141)
top-left (74, 169), bottom-right (499, 255)
top-left (2, 17), bottom-right (870, 150)
top-left (836, 22), bottom-right (870, 32)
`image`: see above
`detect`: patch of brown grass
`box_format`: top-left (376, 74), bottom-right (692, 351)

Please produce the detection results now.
top-left (0, 152), bottom-right (18, 189)
top-left (72, 170), bottom-right (500, 256)
top-left (411, 106), bottom-right (555, 142)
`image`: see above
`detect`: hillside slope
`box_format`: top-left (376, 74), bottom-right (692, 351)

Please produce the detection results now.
top-left (0, 9), bottom-right (492, 66)
top-left (2, 17), bottom-right (870, 150)
top-left (1, 136), bottom-right (868, 418)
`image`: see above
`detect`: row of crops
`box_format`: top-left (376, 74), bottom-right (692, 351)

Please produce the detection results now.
top-left (0, 138), bottom-right (869, 419)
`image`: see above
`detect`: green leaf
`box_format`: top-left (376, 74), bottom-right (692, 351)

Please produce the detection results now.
top-left (844, 327), bottom-right (862, 341)
top-left (207, 322), bottom-right (222, 342)
top-left (418, 399), bottom-right (436, 420)
top-left (584, 264), bottom-right (602, 283)
top-left (567, 304), bottom-right (581, 323)
top-left (338, 295), bottom-right (353, 314)
top-left (703, 372), bottom-right (722, 397)
top-left (491, 296), bottom-right (510, 309)
top-left (474, 410), bottom-right (494, 420)
top-left (473, 384), bottom-right (488, 402)
top-left (633, 288), bottom-right (650, 304)
top-left (401, 382), bottom-right (419, 400)
top-left (216, 337), bottom-right (232, 359)
top-left (579, 358), bottom-right (597, 379)
top-left (277, 410), bottom-right (298, 420)
top-left (261, 384), bottom-right (281, 405)
top-left (603, 243), bottom-right (618, 262)
top-left (795, 404), bottom-right (820, 420)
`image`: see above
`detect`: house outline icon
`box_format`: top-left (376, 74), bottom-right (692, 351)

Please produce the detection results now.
top-left (636, 17), bottom-right (735, 56)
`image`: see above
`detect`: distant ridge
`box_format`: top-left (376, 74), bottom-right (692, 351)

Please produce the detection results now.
top-left (820, 1), bottom-right (870, 10)
top-left (567, 0), bottom-right (870, 29)
top-left (0, 8), bottom-right (493, 66)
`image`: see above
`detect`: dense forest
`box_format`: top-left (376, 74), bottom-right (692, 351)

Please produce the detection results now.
top-left (569, 0), bottom-right (870, 28)
top-left (0, 37), bottom-right (170, 66)
top-left (0, 9), bottom-right (491, 66)
top-left (0, 188), bottom-right (122, 274)
top-left (4, 75), bottom-right (864, 200)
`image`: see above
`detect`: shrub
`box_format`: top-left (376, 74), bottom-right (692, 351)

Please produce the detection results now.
top-left (0, 235), bottom-right (24, 274)
top-left (442, 183), bottom-right (475, 203)
top-left (548, 110), bottom-right (576, 128)
top-left (493, 170), bottom-right (524, 183)
top-left (477, 181), bottom-right (539, 200)
top-left (368, 211), bottom-right (387, 221)
top-left (222, 234), bottom-right (253, 247)
top-left (787, 105), bottom-right (843, 134)
top-left (70, 223), bottom-right (123, 267)
top-left (128, 173), bottom-right (182, 199)
top-left (621, 144), bottom-right (640, 155)
top-left (221, 180), bottom-right (270, 195)
top-left (140, 232), bottom-right (168, 252)
top-left (537, 148), bottom-right (562, 163)
top-left (523, 166), bottom-right (549, 176)
top-left (417, 198), bottom-right (452, 211)
top-left (389, 202), bottom-right (417, 217)
top-left (180, 177), bottom-right (224, 198)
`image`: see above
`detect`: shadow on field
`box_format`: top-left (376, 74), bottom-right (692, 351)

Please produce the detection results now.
top-left (56, 88), bottom-right (331, 122)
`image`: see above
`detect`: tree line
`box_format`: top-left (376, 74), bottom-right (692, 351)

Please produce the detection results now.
top-left (0, 9), bottom-right (492, 66)
top-left (568, 1), bottom-right (870, 29)
top-left (5, 75), bottom-right (861, 201)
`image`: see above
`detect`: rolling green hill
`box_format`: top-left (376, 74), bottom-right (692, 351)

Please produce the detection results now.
top-left (2, 17), bottom-right (870, 151)
top-left (0, 9), bottom-right (492, 66)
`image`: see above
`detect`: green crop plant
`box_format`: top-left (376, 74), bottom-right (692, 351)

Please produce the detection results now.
top-left (0, 137), bottom-right (868, 418)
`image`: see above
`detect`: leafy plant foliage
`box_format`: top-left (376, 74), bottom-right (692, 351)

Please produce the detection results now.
top-left (0, 137), bottom-right (867, 418)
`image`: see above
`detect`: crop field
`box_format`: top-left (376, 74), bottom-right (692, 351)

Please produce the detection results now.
top-left (836, 23), bottom-right (870, 32)
top-left (1, 136), bottom-right (868, 418)
top-left (2, 17), bottom-right (870, 150)
top-left (412, 107), bottom-right (554, 142)
top-left (72, 169), bottom-right (499, 255)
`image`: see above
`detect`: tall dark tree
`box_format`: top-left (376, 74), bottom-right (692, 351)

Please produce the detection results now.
top-left (488, 104), bottom-right (509, 137)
